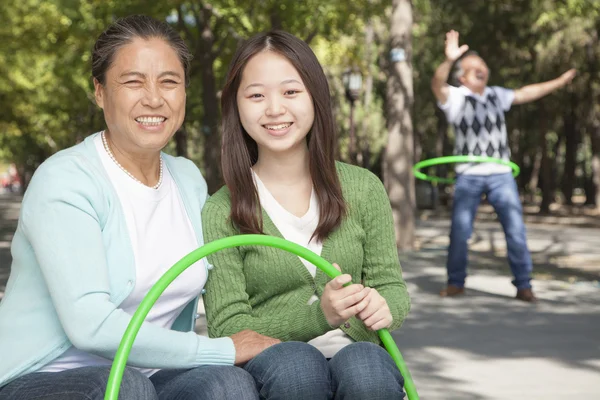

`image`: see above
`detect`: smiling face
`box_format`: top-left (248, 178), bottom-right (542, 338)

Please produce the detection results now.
top-left (236, 51), bottom-right (315, 159)
top-left (94, 37), bottom-right (186, 154)
top-left (459, 55), bottom-right (489, 94)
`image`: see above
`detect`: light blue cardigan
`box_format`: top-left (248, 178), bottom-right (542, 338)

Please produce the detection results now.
top-left (0, 133), bottom-right (235, 388)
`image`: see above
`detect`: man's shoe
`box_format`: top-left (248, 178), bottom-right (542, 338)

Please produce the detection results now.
top-left (440, 285), bottom-right (465, 297)
top-left (516, 288), bottom-right (538, 303)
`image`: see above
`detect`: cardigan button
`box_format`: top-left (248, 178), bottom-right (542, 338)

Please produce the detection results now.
top-left (201, 289), bottom-right (207, 295)
top-left (207, 264), bottom-right (214, 270)
top-left (194, 313), bottom-right (201, 319)
top-left (343, 322), bottom-right (351, 329)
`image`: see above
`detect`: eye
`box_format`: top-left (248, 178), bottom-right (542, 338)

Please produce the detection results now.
top-left (125, 80), bottom-right (142, 84)
top-left (249, 93), bottom-right (264, 99)
top-left (163, 79), bottom-right (179, 84)
top-left (285, 90), bottom-right (300, 95)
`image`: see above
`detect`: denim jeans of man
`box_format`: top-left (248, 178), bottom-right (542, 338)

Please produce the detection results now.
top-left (0, 365), bottom-right (258, 400)
top-left (447, 173), bottom-right (533, 289)
top-left (243, 341), bottom-right (405, 400)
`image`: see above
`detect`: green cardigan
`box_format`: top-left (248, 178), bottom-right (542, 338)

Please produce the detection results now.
top-left (202, 162), bottom-right (410, 345)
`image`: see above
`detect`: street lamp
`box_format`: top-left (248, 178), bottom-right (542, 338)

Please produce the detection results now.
top-left (342, 68), bottom-right (363, 164)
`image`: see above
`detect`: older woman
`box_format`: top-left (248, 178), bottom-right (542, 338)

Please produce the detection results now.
top-left (0, 15), bottom-right (275, 400)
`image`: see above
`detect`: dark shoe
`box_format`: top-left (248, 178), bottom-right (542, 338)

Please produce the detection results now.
top-left (440, 285), bottom-right (465, 297)
top-left (516, 288), bottom-right (538, 303)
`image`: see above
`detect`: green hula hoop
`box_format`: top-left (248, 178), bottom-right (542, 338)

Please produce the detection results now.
top-left (413, 155), bottom-right (520, 184)
top-left (105, 234), bottom-right (419, 400)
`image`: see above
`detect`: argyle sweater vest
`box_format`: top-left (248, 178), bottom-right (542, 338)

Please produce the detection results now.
top-left (453, 89), bottom-right (511, 161)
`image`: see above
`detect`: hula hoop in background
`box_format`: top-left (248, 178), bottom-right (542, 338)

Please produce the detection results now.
top-left (105, 235), bottom-right (420, 400)
top-left (412, 155), bottom-right (520, 184)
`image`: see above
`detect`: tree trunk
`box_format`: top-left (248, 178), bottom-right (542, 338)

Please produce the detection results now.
top-left (527, 105), bottom-right (544, 203)
top-left (270, 7), bottom-right (283, 30)
top-left (200, 62), bottom-right (221, 194)
top-left (174, 127), bottom-right (188, 158)
top-left (195, 19), bottom-right (222, 195)
top-left (538, 105), bottom-right (551, 213)
top-left (591, 124), bottom-right (600, 208)
top-left (527, 150), bottom-right (542, 203)
top-left (434, 108), bottom-right (449, 202)
top-left (583, 143), bottom-right (595, 205)
top-left (513, 107), bottom-right (526, 191)
top-left (541, 134), bottom-right (563, 212)
top-left (585, 37), bottom-right (599, 208)
top-left (561, 93), bottom-right (578, 205)
top-left (359, 20), bottom-right (374, 170)
top-left (383, 0), bottom-right (415, 250)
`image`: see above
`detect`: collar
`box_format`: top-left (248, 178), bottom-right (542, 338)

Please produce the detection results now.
top-left (458, 85), bottom-right (494, 102)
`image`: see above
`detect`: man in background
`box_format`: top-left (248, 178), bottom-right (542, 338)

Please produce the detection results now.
top-left (431, 30), bottom-right (576, 302)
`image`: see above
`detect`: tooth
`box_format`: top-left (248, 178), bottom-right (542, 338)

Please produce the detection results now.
top-left (267, 123), bottom-right (290, 130)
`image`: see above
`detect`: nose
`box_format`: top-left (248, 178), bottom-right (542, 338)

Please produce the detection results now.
top-left (265, 97), bottom-right (285, 117)
top-left (141, 84), bottom-right (165, 108)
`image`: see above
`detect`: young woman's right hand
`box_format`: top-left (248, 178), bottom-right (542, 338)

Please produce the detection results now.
top-left (230, 329), bottom-right (280, 365)
top-left (320, 263), bottom-right (371, 328)
top-left (445, 30), bottom-right (469, 62)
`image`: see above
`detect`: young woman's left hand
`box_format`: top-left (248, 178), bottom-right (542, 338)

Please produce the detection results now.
top-left (357, 288), bottom-right (393, 331)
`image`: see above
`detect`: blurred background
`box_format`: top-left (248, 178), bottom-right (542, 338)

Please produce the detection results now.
top-left (1, 1), bottom-right (599, 399)
top-left (2, 1), bottom-right (598, 215)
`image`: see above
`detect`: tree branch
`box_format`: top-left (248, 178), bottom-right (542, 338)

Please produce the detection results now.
top-left (191, 2), bottom-right (208, 60)
top-left (303, 8), bottom-right (323, 44)
top-left (226, 12), bottom-right (252, 36)
top-left (177, 5), bottom-right (195, 49)
top-left (304, 28), bottom-right (318, 44)
top-left (213, 28), bottom-right (239, 57)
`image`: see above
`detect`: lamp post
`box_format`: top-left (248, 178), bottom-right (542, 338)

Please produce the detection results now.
top-left (342, 68), bottom-right (363, 164)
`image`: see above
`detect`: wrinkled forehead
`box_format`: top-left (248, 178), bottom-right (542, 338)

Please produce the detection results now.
top-left (461, 55), bottom-right (488, 71)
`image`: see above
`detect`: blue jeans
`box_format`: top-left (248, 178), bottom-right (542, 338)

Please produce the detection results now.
top-left (243, 341), bottom-right (405, 399)
top-left (447, 173), bottom-right (533, 289)
top-left (0, 365), bottom-right (258, 400)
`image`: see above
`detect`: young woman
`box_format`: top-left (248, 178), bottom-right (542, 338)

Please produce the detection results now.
top-left (0, 15), bottom-right (276, 400)
top-left (202, 31), bottom-right (411, 399)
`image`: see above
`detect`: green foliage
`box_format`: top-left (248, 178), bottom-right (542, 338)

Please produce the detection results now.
top-left (2, 0), bottom-right (598, 203)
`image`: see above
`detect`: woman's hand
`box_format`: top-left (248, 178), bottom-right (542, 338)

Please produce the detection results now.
top-left (357, 288), bottom-right (393, 331)
top-left (230, 330), bottom-right (280, 365)
top-left (320, 263), bottom-right (371, 328)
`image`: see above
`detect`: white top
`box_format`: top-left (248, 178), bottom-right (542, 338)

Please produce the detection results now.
top-left (253, 171), bottom-right (354, 358)
top-left (39, 135), bottom-right (207, 376)
top-left (439, 85), bottom-right (514, 175)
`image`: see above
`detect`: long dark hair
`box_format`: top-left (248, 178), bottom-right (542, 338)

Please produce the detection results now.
top-left (220, 30), bottom-right (345, 241)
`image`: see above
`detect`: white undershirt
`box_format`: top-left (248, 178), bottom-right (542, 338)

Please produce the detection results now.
top-left (39, 135), bottom-right (207, 376)
top-left (253, 171), bottom-right (354, 358)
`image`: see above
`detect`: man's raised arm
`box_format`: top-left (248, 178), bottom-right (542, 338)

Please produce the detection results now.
top-left (431, 30), bottom-right (469, 104)
top-left (512, 69), bottom-right (576, 105)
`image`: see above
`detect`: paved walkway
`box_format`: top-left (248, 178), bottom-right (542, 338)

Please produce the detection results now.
top-left (1, 194), bottom-right (599, 399)
top-left (395, 219), bottom-right (600, 400)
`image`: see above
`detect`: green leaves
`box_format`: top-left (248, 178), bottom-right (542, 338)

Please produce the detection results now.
top-left (2, 0), bottom-right (598, 201)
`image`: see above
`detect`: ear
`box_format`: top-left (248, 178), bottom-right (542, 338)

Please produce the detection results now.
top-left (458, 75), bottom-right (466, 85)
top-left (93, 78), bottom-right (105, 109)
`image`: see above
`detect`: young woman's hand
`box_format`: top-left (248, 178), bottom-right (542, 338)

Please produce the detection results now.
top-left (357, 288), bottom-right (393, 331)
top-left (320, 263), bottom-right (371, 328)
top-left (230, 329), bottom-right (280, 365)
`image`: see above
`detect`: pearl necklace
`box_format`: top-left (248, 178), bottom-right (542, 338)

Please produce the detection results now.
top-left (101, 131), bottom-right (163, 190)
